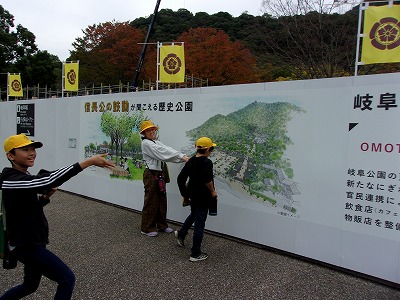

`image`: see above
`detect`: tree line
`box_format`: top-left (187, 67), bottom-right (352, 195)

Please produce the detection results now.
top-left (1, 4), bottom-right (399, 99)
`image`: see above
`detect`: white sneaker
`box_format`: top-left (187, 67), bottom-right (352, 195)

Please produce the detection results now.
top-left (189, 253), bottom-right (208, 262)
top-left (141, 231), bottom-right (158, 237)
top-left (174, 231), bottom-right (185, 247)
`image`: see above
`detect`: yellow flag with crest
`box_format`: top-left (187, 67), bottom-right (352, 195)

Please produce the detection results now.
top-left (8, 74), bottom-right (23, 97)
top-left (361, 5), bottom-right (400, 64)
top-left (159, 44), bottom-right (185, 83)
top-left (64, 62), bottom-right (79, 91)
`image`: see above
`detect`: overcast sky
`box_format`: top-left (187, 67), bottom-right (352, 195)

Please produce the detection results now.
top-left (2, 0), bottom-right (264, 61)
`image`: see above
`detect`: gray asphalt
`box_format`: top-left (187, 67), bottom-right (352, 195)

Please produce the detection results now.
top-left (1, 191), bottom-right (399, 299)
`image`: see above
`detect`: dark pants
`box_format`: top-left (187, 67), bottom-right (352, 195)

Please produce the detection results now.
top-left (178, 205), bottom-right (208, 257)
top-left (141, 168), bottom-right (168, 233)
top-left (0, 245), bottom-right (75, 300)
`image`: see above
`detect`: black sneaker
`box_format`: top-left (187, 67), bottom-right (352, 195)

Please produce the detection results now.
top-left (174, 231), bottom-right (185, 247)
top-left (189, 253), bottom-right (208, 262)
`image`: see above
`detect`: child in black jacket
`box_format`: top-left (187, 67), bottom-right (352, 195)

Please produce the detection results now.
top-left (175, 137), bottom-right (217, 262)
top-left (0, 134), bottom-right (114, 300)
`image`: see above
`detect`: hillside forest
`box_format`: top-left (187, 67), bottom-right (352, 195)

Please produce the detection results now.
top-left (1, 4), bottom-right (399, 98)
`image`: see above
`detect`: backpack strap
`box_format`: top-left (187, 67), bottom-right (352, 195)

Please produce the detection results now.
top-left (0, 189), bottom-right (5, 231)
top-left (0, 190), bottom-right (7, 231)
top-left (0, 172), bottom-right (5, 231)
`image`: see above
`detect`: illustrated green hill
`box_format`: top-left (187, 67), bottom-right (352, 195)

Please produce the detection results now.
top-left (186, 101), bottom-right (304, 189)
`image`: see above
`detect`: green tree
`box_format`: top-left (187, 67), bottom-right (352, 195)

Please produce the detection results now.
top-left (131, 8), bottom-right (195, 42)
top-left (0, 5), bottom-right (37, 69)
top-left (0, 5), bottom-right (37, 97)
top-left (100, 111), bottom-right (145, 164)
top-left (116, 113), bottom-right (137, 159)
top-left (0, 5), bottom-right (62, 97)
top-left (0, 5), bottom-right (15, 70)
top-left (125, 132), bottom-right (142, 160)
top-left (14, 50), bottom-right (61, 89)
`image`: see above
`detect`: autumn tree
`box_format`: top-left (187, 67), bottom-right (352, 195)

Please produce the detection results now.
top-left (177, 27), bottom-right (260, 85)
top-left (70, 21), bottom-right (157, 87)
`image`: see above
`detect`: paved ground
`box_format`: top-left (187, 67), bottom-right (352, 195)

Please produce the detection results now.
top-left (1, 191), bottom-right (399, 299)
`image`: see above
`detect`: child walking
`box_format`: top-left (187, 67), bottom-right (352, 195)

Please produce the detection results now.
top-left (175, 137), bottom-right (217, 262)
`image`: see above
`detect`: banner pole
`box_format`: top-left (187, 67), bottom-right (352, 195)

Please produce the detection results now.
top-left (156, 41), bottom-right (160, 90)
top-left (6, 72), bottom-right (9, 102)
top-left (62, 61), bottom-right (65, 98)
top-left (354, 1), bottom-right (366, 77)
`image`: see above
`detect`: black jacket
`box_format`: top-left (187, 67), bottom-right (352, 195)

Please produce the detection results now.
top-left (177, 156), bottom-right (214, 208)
top-left (0, 163), bottom-right (83, 248)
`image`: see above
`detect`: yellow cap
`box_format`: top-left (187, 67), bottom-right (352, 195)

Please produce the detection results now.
top-left (140, 120), bottom-right (158, 134)
top-left (4, 134), bottom-right (43, 153)
top-left (195, 137), bottom-right (216, 149)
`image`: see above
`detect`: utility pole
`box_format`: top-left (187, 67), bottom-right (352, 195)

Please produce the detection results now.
top-left (132, 0), bottom-right (161, 91)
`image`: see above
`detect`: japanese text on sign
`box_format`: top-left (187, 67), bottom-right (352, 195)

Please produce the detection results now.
top-left (16, 103), bottom-right (35, 136)
top-left (353, 92), bottom-right (397, 111)
top-left (345, 167), bottom-right (400, 232)
top-left (84, 100), bottom-right (193, 113)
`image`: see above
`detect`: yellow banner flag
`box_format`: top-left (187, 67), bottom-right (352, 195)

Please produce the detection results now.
top-left (64, 62), bottom-right (79, 91)
top-left (159, 45), bottom-right (185, 83)
top-left (361, 5), bottom-right (400, 64)
top-left (8, 74), bottom-right (23, 97)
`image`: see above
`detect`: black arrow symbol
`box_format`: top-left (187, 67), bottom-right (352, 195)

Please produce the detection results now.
top-left (349, 123), bottom-right (358, 131)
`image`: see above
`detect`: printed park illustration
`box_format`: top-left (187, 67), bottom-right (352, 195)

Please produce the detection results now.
top-left (184, 101), bottom-right (305, 215)
top-left (84, 111), bottom-right (147, 180)
top-left (84, 101), bottom-right (304, 215)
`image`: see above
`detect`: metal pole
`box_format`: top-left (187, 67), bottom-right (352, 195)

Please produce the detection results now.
top-left (156, 41), bottom-right (160, 90)
top-left (132, 0), bottom-right (161, 90)
top-left (355, 1), bottom-right (367, 76)
top-left (62, 61), bottom-right (65, 97)
top-left (6, 72), bottom-right (9, 101)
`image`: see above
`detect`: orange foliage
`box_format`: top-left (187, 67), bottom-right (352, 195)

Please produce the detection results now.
top-left (75, 23), bottom-right (260, 85)
top-left (98, 22), bottom-right (149, 81)
top-left (79, 21), bottom-right (157, 82)
top-left (177, 28), bottom-right (260, 85)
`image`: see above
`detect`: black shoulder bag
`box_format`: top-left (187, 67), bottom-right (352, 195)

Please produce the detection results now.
top-left (1, 189), bottom-right (18, 269)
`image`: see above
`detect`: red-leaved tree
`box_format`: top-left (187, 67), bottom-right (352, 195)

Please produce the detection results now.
top-left (71, 21), bottom-right (157, 85)
top-left (177, 27), bottom-right (260, 85)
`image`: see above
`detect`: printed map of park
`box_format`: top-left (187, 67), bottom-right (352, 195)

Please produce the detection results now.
top-left (185, 101), bottom-right (304, 216)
